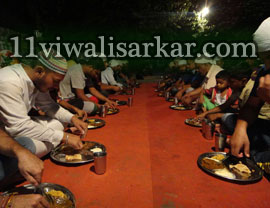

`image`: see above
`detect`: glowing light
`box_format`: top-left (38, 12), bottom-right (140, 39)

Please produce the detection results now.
top-left (200, 7), bottom-right (209, 17)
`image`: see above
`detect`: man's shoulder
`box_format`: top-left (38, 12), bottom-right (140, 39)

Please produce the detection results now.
top-left (0, 64), bottom-right (22, 82)
top-left (68, 64), bottom-right (83, 74)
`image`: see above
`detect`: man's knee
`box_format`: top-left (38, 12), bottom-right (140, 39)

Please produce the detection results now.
top-left (83, 102), bottom-right (98, 115)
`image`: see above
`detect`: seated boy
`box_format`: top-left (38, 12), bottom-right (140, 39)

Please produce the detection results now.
top-left (196, 67), bottom-right (252, 131)
top-left (202, 71), bottom-right (232, 111)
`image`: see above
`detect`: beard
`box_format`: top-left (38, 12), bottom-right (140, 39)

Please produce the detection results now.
top-left (34, 77), bottom-right (49, 93)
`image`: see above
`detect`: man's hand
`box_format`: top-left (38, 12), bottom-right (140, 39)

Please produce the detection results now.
top-left (181, 94), bottom-right (192, 106)
top-left (11, 194), bottom-right (50, 208)
top-left (112, 86), bottom-right (121, 92)
top-left (64, 133), bottom-right (83, 150)
top-left (71, 116), bottom-right (88, 136)
top-left (207, 113), bottom-right (219, 121)
top-left (74, 108), bottom-right (88, 121)
top-left (230, 127), bottom-right (250, 158)
top-left (105, 100), bottom-right (117, 109)
top-left (257, 74), bottom-right (270, 103)
top-left (16, 150), bottom-right (44, 186)
top-left (195, 112), bottom-right (206, 120)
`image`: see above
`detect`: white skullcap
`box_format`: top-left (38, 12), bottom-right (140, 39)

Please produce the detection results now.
top-left (253, 17), bottom-right (270, 52)
top-left (120, 60), bottom-right (128, 65)
top-left (169, 61), bottom-right (175, 68)
top-left (109, 59), bottom-right (122, 67)
top-left (195, 55), bottom-right (213, 64)
top-left (176, 59), bottom-right (187, 66)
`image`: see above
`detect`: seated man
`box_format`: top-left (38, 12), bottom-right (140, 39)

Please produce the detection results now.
top-left (175, 59), bottom-right (205, 100)
top-left (0, 129), bottom-right (49, 207)
top-left (114, 60), bottom-right (132, 87)
top-left (59, 58), bottom-right (103, 114)
top-left (0, 49), bottom-right (86, 158)
top-left (101, 59), bottom-right (124, 93)
top-left (158, 59), bottom-right (187, 92)
top-left (84, 61), bottom-right (117, 107)
top-left (182, 56), bottom-right (223, 106)
top-left (230, 18), bottom-right (270, 171)
top-left (165, 59), bottom-right (188, 96)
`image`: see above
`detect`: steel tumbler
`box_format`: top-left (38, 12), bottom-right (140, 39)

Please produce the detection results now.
top-left (99, 105), bottom-right (107, 118)
top-left (215, 133), bottom-right (227, 151)
top-left (94, 151), bottom-right (107, 175)
top-left (204, 120), bottom-right (215, 140)
top-left (128, 97), bottom-right (133, 107)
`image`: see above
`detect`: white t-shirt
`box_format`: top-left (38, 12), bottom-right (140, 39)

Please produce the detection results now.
top-left (101, 67), bottom-right (123, 87)
top-left (59, 64), bottom-right (86, 99)
top-left (0, 64), bottom-right (73, 143)
top-left (215, 91), bottom-right (227, 105)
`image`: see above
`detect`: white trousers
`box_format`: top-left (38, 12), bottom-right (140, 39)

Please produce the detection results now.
top-left (31, 117), bottom-right (65, 158)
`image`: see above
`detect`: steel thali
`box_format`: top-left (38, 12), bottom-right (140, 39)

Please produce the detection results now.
top-left (197, 152), bottom-right (263, 183)
top-left (50, 141), bottom-right (106, 165)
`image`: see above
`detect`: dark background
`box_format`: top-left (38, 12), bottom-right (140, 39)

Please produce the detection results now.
top-left (1, 0), bottom-right (269, 33)
top-left (0, 0), bottom-right (269, 75)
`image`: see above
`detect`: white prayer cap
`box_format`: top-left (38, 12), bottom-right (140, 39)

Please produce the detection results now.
top-left (195, 55), bottom-right (213, 64)
top-left (119, 60), bottom-right (128, 65)
top-left (109, 59), bottom-right (122, 67)
top-left (253, 17), bottom-right (270, 52)
top-left (168, 61), bottom-right (175, 68)
top-left (176, 59), bottom-right (187, 66)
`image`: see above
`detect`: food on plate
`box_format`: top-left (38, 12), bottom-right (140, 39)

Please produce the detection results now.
top-left (229, 162), bottom-right (251, 178)
top-left (82, 142), bottom-right (96, 150)
top-left (107, 108), bottom-right (118, 114)
top-left (65, 154), bottom-right (82, 161)
top-left (211, 154), bottom-right (225, 161)
top-left (171, 104), bottom-right (192, 110)
top-left (186, 118), bottom-right (201, 126)
top-left (214, 168), bottom-right (235, 179)
top-left (46, 190), bottom-right (67, 199)
top-left (174, 106), bottom-right (186, 110)
top-left (87, 119), bottom-right (102, 128)
top-left (60, 142), bottom-right (97, 159)
top-left (201, 157), bottom-right (225, 170)
top-left (46, 189), bottom-right (73, 208)
top-left (257, 162), bottom-right (270, 174)
top-left (91, 147), bottom-right (102, 153)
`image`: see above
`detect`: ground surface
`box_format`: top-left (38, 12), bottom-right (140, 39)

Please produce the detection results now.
top-left (21, 83), bottom-right (270, 208)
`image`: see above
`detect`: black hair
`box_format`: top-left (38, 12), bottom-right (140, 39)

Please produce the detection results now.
top-left (229, 69), bottom-right (252, 80)
top-left (228, 62), bottom-right (253, 80)
top-left (215, 70), bottom-right (230, 80)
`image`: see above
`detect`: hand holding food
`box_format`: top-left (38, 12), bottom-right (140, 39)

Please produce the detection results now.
top-left (63, 133), bottom-right (83, 150)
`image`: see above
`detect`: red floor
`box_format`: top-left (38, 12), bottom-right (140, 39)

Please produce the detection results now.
top-left (23, 83), bottom-right (270, 207)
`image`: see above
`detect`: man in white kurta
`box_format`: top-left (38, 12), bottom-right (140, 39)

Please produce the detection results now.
top-left (101, 59), bottom-right (123, 88)
top-left (0, 50), bottom-right (86, 157)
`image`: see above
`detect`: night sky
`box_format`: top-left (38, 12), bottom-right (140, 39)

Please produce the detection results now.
top-left (0, 0), bottom-right (269, 33)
